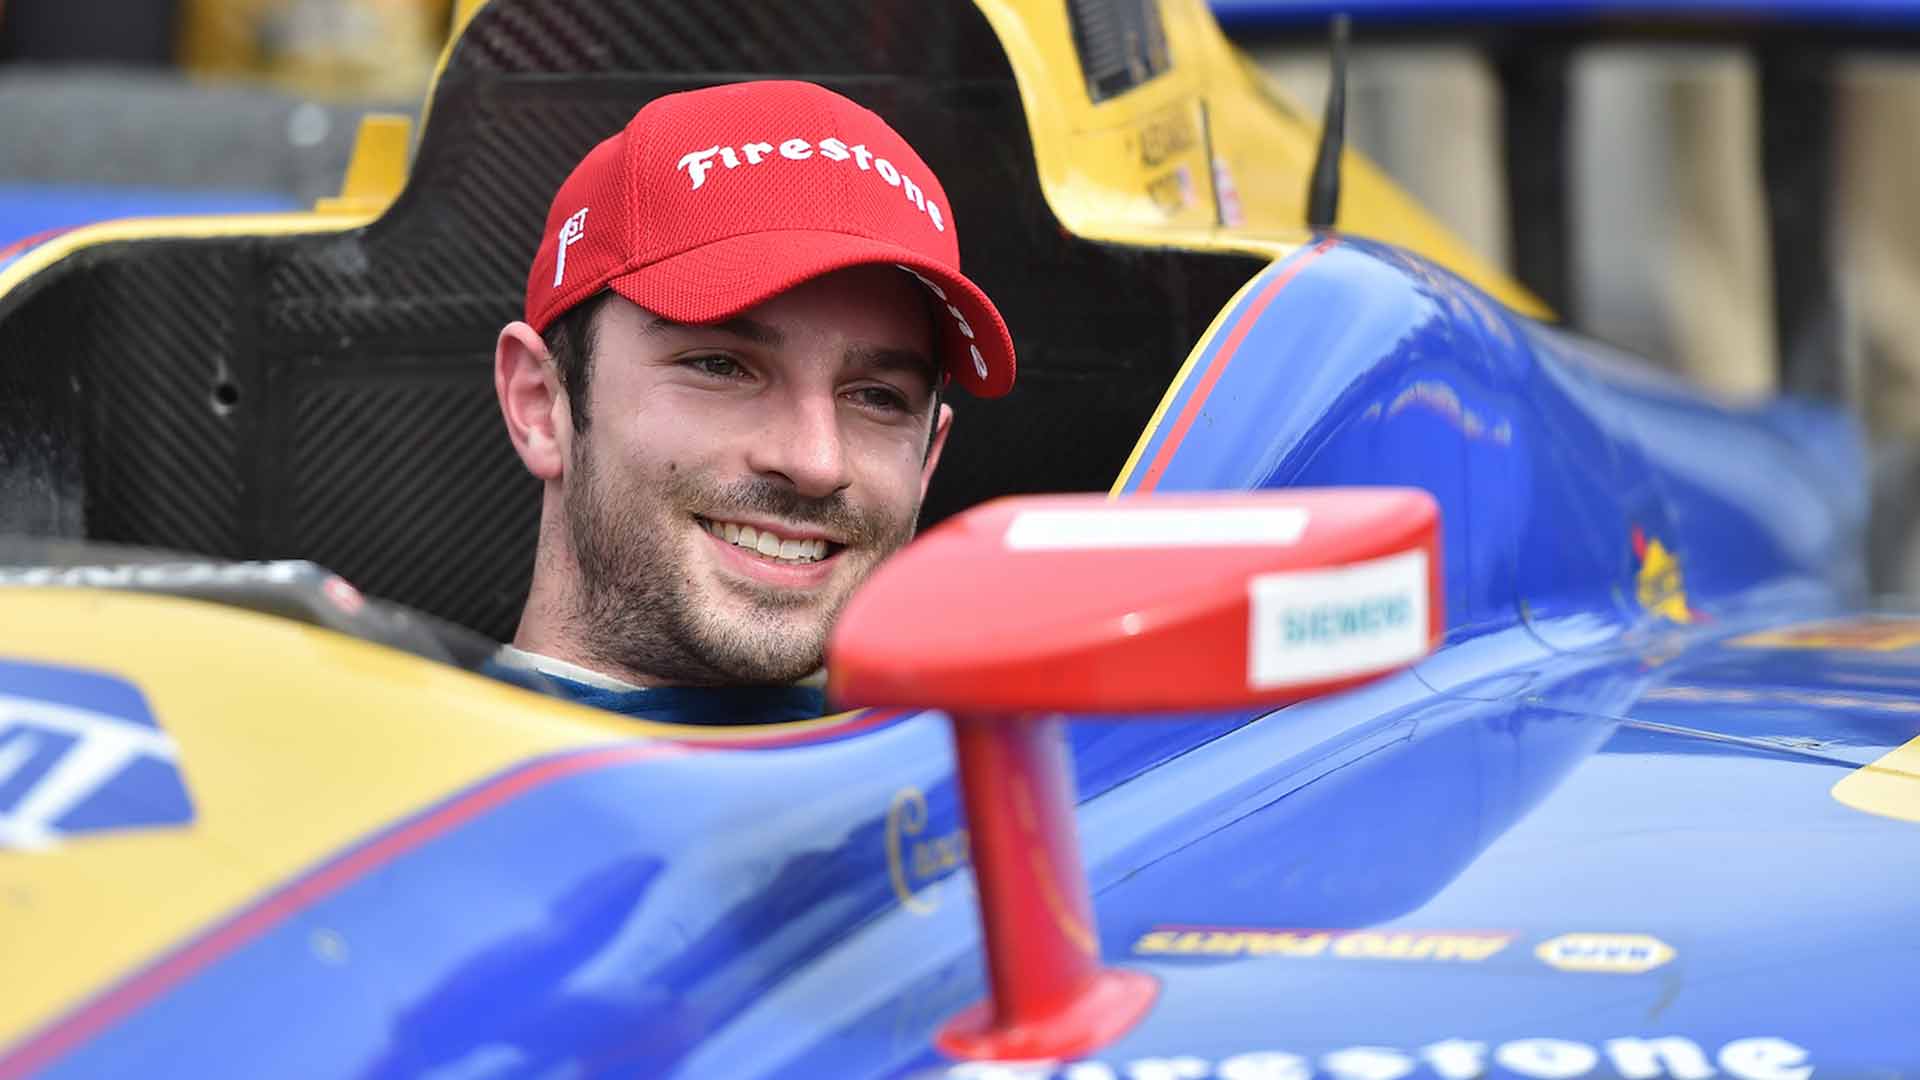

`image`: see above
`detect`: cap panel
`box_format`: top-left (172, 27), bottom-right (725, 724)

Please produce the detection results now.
top-left (525, 131), bottom-right (636, 331)
top-left (636, 82), bottom-right (958, 268)
top-left (605, 229), bottom-right (1015, 398)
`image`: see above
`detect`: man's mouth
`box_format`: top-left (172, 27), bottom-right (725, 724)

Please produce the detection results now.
top-left (696, 516), bottom-right (843, 565)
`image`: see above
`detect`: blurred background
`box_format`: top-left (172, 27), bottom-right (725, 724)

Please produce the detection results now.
top-left (1226, 7), bottom-right (1920, 597)
top-left (1, 0), bottom-right (1916, 593)
top-left (0, 0), bottom-right (449, 248)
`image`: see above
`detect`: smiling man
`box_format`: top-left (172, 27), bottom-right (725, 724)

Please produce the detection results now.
top-left (489, 81), bottom-right (1016, 723)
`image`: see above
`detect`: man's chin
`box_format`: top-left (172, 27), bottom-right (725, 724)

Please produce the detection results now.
top-left (685, 581), bottom-right (842, 682)
top-left (689, 618), bottom-right (831, 684)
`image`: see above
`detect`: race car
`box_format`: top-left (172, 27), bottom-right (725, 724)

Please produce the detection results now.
top-left (0, 0), bottom-right (1915, 1077)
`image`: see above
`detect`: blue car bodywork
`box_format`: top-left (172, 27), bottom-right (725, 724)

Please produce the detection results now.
top-left (9, 229), bottom-right (1911, 1078)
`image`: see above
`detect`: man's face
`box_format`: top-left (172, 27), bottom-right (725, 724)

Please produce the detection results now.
top-left (560, 264), bottom-right (947, 685)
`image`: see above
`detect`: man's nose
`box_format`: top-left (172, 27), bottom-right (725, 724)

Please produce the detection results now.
top-left (746, 392), bottom-right (851, 498)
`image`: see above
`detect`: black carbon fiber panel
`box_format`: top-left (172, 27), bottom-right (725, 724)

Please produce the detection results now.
top-left (453, 0), bottom-right (1011, 78)
top-left (0, 272), bottom-right (88, 537)
top-left (285, 366), bottom-right (538, 641)
top-left (0, 0), bottom-right (1263, 640)
top-left (83, 246), bottom-right (248, 556)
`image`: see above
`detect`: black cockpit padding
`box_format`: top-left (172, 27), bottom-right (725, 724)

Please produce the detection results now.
top-left (0, 0), bottom-right (1263, 640)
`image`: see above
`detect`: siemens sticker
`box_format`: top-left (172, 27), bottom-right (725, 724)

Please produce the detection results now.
top-left (931, 1036), bottom-right (1814, 1080)
top-left (1249, 551), bottom-right (1429, 688)
top-left (1282, 595), bottom-right (1411, 645)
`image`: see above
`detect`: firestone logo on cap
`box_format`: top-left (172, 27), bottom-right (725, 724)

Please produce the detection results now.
top-left (675, 137), bottom-right (947, 233)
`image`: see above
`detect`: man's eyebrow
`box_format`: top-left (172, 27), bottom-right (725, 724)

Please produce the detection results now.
top-left (643, 314), bottom-right (784, 347)
top-left (845, 344), bottom-right (939, 389)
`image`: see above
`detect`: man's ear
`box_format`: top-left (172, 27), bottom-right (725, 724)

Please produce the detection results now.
top-left (918, 402), bottom-right (955, 500)
top-left (495, 321), bottom-right (570, 482)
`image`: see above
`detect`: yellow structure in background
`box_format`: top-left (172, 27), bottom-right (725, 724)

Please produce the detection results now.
top-left (975, 0), bottom-right (1548, 318)
top-left (178, 0), bottom-right (454, 100)
top-left (312, 112), bottom-right (411, 214)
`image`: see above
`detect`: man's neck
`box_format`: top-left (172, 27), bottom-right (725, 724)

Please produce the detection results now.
top-left (495, 644), bottom-right (649, 692)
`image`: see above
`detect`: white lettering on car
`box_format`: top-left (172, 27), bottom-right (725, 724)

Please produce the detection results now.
top-left (1321, 1047), bottom-right (1414, 1080)
top-left (1719, 1037), bottom-right (1813, 1080)
top-left (934, 1038), bottom-right (1815, 1080)
top-left (1494, 1039), bottom-right (1599, 1080)
top-left (1605, 1037), bottom-right (1714, 1080)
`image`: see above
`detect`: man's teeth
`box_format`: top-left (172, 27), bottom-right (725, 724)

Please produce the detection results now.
top-left (702, 519), bottom-right (831, 564)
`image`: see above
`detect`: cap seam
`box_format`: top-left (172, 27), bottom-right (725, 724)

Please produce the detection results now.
top-left (633, 223), bottom-right (950, 270)
top-left (627, 110), bottom-right (647, 268)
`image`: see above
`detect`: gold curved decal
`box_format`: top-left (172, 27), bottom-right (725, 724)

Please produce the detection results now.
top-left (885, 786), bottom-right (968, 915)
top-left (1012, 776), bottom-right (1099, 958)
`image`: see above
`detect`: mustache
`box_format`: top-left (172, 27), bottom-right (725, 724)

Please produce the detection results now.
top-left (685, 476), bottom-right (890, 547)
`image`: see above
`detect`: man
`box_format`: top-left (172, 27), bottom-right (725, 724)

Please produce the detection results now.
top-left (489, 80), bottom-right (1016, 723)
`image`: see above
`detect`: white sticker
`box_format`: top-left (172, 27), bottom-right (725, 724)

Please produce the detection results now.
top-left (1005, 507), bottom-right (1310, 551)
top-left (1248, 550), bottom-right (1428, 689)
top-left (1535, 933), bottom-right (1674, 974)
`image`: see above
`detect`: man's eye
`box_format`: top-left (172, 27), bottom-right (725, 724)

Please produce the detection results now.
top-left (850, 386), bottom-right (909, 413)
top-left (684, 354), bottom-right (745, 378)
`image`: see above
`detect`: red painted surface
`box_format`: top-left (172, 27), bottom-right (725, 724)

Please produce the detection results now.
top-left (828, 488), bottom-right (1443, 714)
top-left (934, 715), bottom-right (1159, 1061)
top-left (834, 486), bottom-right (1443, 1060)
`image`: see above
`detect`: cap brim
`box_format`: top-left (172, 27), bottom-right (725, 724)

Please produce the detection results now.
top-left (605, 230), bottom-right (1015, 398)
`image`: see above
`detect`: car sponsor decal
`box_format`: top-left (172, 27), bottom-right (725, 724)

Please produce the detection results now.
top-left (887, 785), bottom-right (970, 915)
top-left (0, 659), bottom-right (191, 850)
top-left (1146, 164), bottom-right (1197, 215)
top-left (1249, 550), bottom-right (1429, 688)
top-left (928, 1036), bottom-right (1811, 1080)
top-left (1645, 685), bottom-right (1920, 715)
top-left (1133, 927), bottom-right (1512, 962)
top-left (1832, 731), bottom-right (1920, 824)
top-left (1533, 933), bottom-right (1674, 974)
top-left (1730, 617), bottom-right (1920, 653)
top-left (1632, 528), bottom-right (1694, 625)
top-left (1212, 154), bottom-right (1245, 227)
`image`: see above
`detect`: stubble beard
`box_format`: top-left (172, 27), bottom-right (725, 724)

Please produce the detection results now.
top-left (562, 443), bottom-right (919, 686)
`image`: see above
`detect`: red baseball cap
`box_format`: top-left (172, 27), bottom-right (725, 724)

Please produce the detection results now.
top-left (524, 80), bottom-right (1015, 398)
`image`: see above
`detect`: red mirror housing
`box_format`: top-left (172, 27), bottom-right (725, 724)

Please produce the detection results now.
top-left (827, 489), bottom-right (1443, 1061)
top-left (830, 489), bottom-right (1440, 713)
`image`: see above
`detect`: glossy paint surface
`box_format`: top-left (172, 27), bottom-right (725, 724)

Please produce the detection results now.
top-left (6, 238), bottom-right (1913, 1079)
